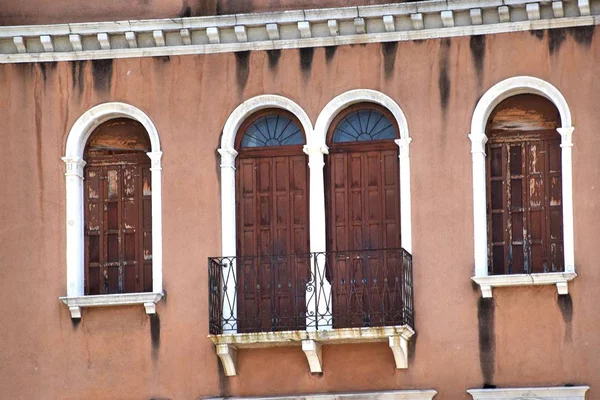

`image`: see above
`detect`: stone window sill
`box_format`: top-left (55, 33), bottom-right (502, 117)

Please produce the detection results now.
top-left (467, 386), bottom-right (589, 399)
top-left (472, 272), bottom-right (577, 298)
top-left (206, 389), bottom-right (438, 400)
top-left (209, 325), bottom-right (414, 377)
top-left (59, 292), bottom-right (163, 318)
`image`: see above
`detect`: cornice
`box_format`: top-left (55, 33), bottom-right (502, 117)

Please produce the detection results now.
top-left (0, 0), bottom-right (598, 63)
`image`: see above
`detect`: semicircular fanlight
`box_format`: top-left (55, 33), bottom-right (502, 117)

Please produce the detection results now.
top-left (241, 114), bottom-right (304, 148)
top-left (332, 109), bottom-right (396, 143)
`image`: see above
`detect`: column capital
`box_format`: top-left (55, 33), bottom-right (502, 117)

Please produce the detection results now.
top-left (394, 137), bottom-right (412, 158)
top-left (146, 151), bottom-right (163, 170)
top-left (303, 145), bottom-right (328, 169)
top-left (557, 126), bottom-right (575, 148)
top-left (218, 148), bottom-right (238, 169)
top-left (62, 157), bottom-right (86, 179)
top-left (303, 144), bottom-right (329, 157)
top-left (468, 133), bottom-right (488, 155)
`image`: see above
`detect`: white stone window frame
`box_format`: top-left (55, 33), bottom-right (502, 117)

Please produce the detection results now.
top-left (469, 76), bottom-right (576, 298)
top-left (60, 102), bottom-right (164, 318)
top-left (467, 386), bottom-right (589, 399)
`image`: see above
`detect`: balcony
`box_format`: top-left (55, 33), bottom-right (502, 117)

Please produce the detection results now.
top-left (208, 248), bottom-right (415, 376)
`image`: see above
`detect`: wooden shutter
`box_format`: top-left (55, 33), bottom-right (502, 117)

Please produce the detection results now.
top-left (84, 155), bottom-right (151, 294)
top-left (236, 153), bottom-right (310, 332)
top-left (487, 132), bottom-right (563, 275)
top-left (326, 147), bottom-right (401, 328)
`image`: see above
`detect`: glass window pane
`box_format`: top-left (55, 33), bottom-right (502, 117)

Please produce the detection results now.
top-left (241, 115), bottom-right (304, 148)
top-left (333, 109), bottom-right (396, 143)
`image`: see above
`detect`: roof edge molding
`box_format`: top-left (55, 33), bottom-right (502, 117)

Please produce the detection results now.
top-left (1, 0), bottom-right (599, 63)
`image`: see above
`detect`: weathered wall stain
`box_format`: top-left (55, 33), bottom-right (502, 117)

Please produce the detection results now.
top-left (558, 293), bottom-right (573, 341)
top-left (299, 47), bottom-right (314, 77)
top-left (469, 35), bottom-right (486, 87)
top-left (381, 41), bottom-right (398, 80)
top-left (325, 46), bottom-right (337, 64)
top-left (91, 59), bottom-right (113, 93)
top-left (478, 298), bottom-right (495, 387)
top-left (179, 0), bottom-right (192, 17)
top-left (71, 61), bottom-right (85, 95)
top-left (266, 49), bottom-right (281, 70)
top-left (408, 331), bottom-right (417, 363)
top-left (569, 25), bottom-right (594, 47)
top-left (549, 29), bottom-right (567, 54)
top-left (438, 39), bottom-right (451, 111)
top-left (530, 29), bottom-right (545, 40)
top-left (150, 314), bottom-right (161, 360)
top-left (34, 65), bottom-right (45, 214)
top-left (71, 317), bottom-right (82, 329)
top-left (235, 51), bottom-right (250, 91)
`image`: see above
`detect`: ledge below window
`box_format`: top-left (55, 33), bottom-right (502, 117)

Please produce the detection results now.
top-left (467, 386), bottom-right (589, 399)
top-left (472, 272), bottom-right (577, 298)
top-left (206, 389), bottom-right (438, 400)
top-left (59, 292), bottom-right (163, 318)
top-left (209, 325), bottom-right (414, 377)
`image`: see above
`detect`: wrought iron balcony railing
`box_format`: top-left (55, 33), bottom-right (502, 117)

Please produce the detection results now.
top-left (208, 248), bottom-right (414, 335)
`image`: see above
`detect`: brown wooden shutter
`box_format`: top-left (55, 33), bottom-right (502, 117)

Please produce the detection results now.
top-left (84, 155), bottom-right (151, 294)
top-left (487, 133), bottom-right (563, 275)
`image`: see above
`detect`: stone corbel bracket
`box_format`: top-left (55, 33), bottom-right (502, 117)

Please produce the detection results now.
top-left (209, 325), bottom-right (415, 376)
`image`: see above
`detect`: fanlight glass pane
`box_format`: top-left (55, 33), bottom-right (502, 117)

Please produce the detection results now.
top-left (333, 109), bottom-right (396, 143)
top-left (241, 115), bottom-right (304, 147)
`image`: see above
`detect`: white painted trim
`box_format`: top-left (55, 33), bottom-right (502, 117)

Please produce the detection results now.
top-left (1, 2), bottom-right (599, 63)
top-left (469, 76), bottom-right (576, 297)
top-left (209, 325), bottom-right (415, 376)
top-left (472, 272), bottom-right (577, 298)
top-left (314, 89), bottom-right (412, 253)
top-left (219, 95), bottom-right (315, 333)
top-left (62, 102), bottom-right (163, 317)
top-left (206, 390), bottom-right (438, 400)
top-left (467, 386), bottom-right (589, 399)
top-left (59, 292), bottom-right (163, 318)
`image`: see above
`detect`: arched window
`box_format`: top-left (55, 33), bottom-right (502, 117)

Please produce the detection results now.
top-left (469, 76), bottom-right (576, 298)
top-left (487, 95), bottom-right (563, 275)
top-left (325, 103), bottom-right (402, 328)
top-left (234, 109), bottom-right (310, 332)
top-left (326, 103), bottom-right (400, 252)
top-left (83, 118), bottom-right (153, 294)
top-left (60, 103), bottom-right (163, 319)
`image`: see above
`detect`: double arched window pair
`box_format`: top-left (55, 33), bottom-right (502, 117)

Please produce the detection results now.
top-left (217, 91), bottom-right (412, 333)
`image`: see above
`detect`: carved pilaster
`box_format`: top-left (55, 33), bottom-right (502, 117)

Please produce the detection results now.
top-left (146, 151), bottom-right (163, 171)
top-left (218, 148), bottom-right (238, 170)
top-left (557, 126), bottom-right (574, 148)
top-left (468, 133), bottom-right (488, 155)
top-left (62, 157), bottom-right (86, 179)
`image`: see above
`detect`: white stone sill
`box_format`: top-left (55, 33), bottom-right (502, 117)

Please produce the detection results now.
top-left (209, 325), bottom-right (414, 376)
top-left (472, 272), bottom-right (577, 298)
top-left (206, 389), bottom-right (438, 400)
top-left (59, 292), bottom-right (163, 318)
top-left (467, 386), bottom-right (589, 399)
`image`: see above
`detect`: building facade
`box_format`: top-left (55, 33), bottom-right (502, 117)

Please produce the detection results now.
top-left (0, 0), bottom-right (598, 399)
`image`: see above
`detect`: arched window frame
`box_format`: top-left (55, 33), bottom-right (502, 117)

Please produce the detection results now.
top-left (219, 95), bottom-right (315, 333)
top-left (469, 76), bottom-right (576, 298)
top-left (60, 102), bottom-right (163, 318)
top-left (314, 89), bottom-right (412, 254)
